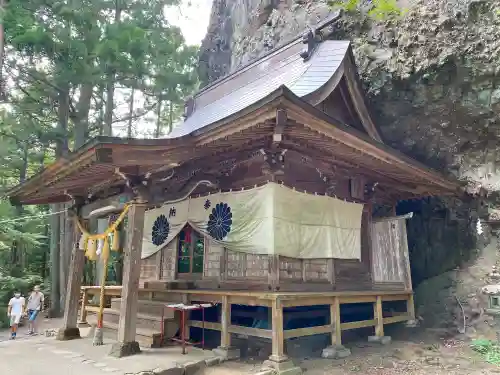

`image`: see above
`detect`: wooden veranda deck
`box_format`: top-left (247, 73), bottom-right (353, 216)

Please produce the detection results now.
top-left (80, 286), bottom-right (416, 361)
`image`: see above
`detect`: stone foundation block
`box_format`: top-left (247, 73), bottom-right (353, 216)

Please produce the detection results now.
top-left (109, 341), bottom-right (141, 358)
top-left (152, 368), bottom-right (183, 375)
top-left (263, 359), bottom-right (302, 375)
top-left (255, 370), bottom-right (275, 375)
top-left (183, 360), bottom-right (206, 375)
top-left (405, 319), bottom-right (419, 328)
top-left (212, 346), bottom-right (240, 360)
top-left (321, 345), bottom-right (351, 359)
top-left (77, 321), bottom-right (91, 328)
top-left (368, 335), bottom-right (392, 345)
top-left (56, 327), bottom-right (81, 341)
top-left (204, 356), bottom-right (221, 367)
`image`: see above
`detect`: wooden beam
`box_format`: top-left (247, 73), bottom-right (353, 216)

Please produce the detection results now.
top-left (383, 314), bottom-right (410, 325)
top-left (270, 298), bottom-right (286, 362)
top-left (189, 321), bottom-right (273, 339)
top-left (341, 319), bottom-right (375, 331)
top-left (339, 295), bottom-right (377, 304)
top-left (111, 203), bottom-right (146, 356)
top-left (229, 295), bottom-right (271, 307)
top-left (331, 297), bottom-right (341, 345)
top-left (381, 294), bottom-right (410, 302)
top-left (284, 324), bottom-right (332, 339)
top-left (407, 294), bottom-right (416, 321)
top-left (283, 138), bottom-right (432, 195)
top-left (220, 295), bottom-right (231, 349)
top-left (268, 255), bottom-right (280, 291)
top-left (181, 293), bottom-right (191, 341)
top-left (79, 289), bottom-right (88, 325)
top-left (271, 108), bottom-right (287, 149)
top-left (229, 324), bottom-right (272, 339)
top-left (374, 296), bottom-right (384, 337)
top-left (57, 226), bottom-right (86, 340)
top-left (284, 102), bottom-right (459, 192)
top-left (80, 193), bottom-right (132, 219)
top-left (190, 320), bottom-right (221, 331)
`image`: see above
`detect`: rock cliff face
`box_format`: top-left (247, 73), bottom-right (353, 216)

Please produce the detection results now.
top-left (200, 1), bottom-right (500, 329)
top-left (200, 0), bottom-right (500, 191)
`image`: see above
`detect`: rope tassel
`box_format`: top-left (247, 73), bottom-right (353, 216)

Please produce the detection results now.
top-left (111, 230), bottom-right (120, 251)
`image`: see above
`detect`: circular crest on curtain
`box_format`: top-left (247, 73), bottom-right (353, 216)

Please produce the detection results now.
top-left (152, 214), bottom-right (170, 246)
top-left (207, 202), bottom-right (232, 240)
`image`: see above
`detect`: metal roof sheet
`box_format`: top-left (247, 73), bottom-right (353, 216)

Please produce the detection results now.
top-left (168, 39), bottom-right (351, 138)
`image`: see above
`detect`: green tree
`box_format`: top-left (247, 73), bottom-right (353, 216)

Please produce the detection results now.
top-left (2, 0), bottom-right (200, 316)
top-left (329, 0), bottom-right (403, 21)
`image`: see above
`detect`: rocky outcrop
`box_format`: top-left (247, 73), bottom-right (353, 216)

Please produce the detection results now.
top-left (199, 1), bottom-right (500, 325)
top-left (199, 0), bottom-right (500, 192)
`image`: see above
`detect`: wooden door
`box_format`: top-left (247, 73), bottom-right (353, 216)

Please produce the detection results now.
top-left (370, 216), bottom-right (411, 288)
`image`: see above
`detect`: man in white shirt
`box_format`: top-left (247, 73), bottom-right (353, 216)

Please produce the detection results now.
top-left (7, 292), bottom-right (25, 339)
top-left (26, 285), bottom-right (44, 335)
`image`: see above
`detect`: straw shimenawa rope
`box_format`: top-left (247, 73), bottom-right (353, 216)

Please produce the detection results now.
top-left (75, 203), bottom-right (131, 346)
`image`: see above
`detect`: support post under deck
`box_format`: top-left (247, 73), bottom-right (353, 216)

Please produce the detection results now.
top-left (321, 297), bottom-right (351, 359)
top-left (109, 203), bottom-right (146, 358)
top-left (368, 295), bottom-right (391, 345)
top-left (213, 295), bottom-right (240, 360)
top-left (263, 298), bottom-right (302, 375)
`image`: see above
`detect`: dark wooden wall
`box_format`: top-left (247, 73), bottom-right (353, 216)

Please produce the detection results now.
top-left (137, 150), bottom-right (408, 292)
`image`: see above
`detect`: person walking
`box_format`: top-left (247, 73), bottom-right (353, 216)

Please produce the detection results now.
top-left (7, 292), bottom-right (25, 340)
top-left (26, 285), bottom-right (44, 335)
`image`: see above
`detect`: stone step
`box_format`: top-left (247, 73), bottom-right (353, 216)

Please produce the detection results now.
top-left (111, 298), bottom-right (180, 316)
top-left (86, 315), bottom-right (165, 348)
top-left (86, 307), bottom-right (179, 338)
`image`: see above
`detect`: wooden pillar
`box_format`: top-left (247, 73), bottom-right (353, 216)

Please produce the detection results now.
top-left (219, 246), bottom-right (227, 282)
top-left (78, 288), bottom-right (88, 325)
top-left (374, 296), bottom-right (384, 337)
top-left (269, 298), bottom-right (286, 362)
top-left (155, 250), bottom-right (163, 280)
top-left (330, 297), bottom-right (341, 346)
top-left (220, 295), bottom-right (231, 348)
top-left (213, 294), bottom-right (240, 359)
top-left (181, 293), bottom-right (190, 341)
top-left (57, 226), bottom-right (86, 340)
top-left (109, 203), bottom-right (146, 357)
top-left (407, 294), bottom-right (416, 320)
top-left (327, 259), bottom-right (335, 286)
top-left (268, 255), bottom-right (280, 291)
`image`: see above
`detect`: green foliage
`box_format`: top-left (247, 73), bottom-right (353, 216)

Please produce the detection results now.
top-left (471, 339), bottom-right (500, 365)
top-left (0, 0), bottom-right (199, 315)
top-left (328, 0), bottom-right (403, 21)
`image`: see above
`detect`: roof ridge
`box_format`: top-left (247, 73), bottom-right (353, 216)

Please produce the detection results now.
top-left (195, 11), bottom-right (342, 98)
top-left (195, 38), bottom-right (303, 99)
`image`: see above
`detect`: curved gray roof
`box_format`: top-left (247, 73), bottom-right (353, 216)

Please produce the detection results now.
top-left (168, 39), bottom-right (351, 138)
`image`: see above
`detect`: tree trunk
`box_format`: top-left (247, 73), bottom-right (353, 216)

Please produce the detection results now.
top-left (168, 101), bottom-right (173, 134)
top-left (49, 204), bottom-right (61, 317)
top-left (97, 85), bottom-right (105, 135)
top-left (127, 87), bottom-right (135, 137)
top-left (74, 82), bottom-right (93, 149)
top-left (50, 82), bottom-right (70, 317)
top-left (0, 0), bottom-right (5, 101)
top-left (155, 99), bottom-right (162, 137)
top-left (10, 143), bottom-right (28, 273)
top-left (102, 2), bottom-right (122, 137)
top-left (103, 75), bottom-right (114, 136)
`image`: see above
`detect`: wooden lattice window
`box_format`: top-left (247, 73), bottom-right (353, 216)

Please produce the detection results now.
top-left (177, 226), bottom-right (205, 277)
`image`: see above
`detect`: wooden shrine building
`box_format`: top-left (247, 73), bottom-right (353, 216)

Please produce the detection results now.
top-left (7, 18), bottom-right (461, 374)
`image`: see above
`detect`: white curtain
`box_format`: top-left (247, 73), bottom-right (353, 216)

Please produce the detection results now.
top-left (141, 183), bottom-right (363, 260)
